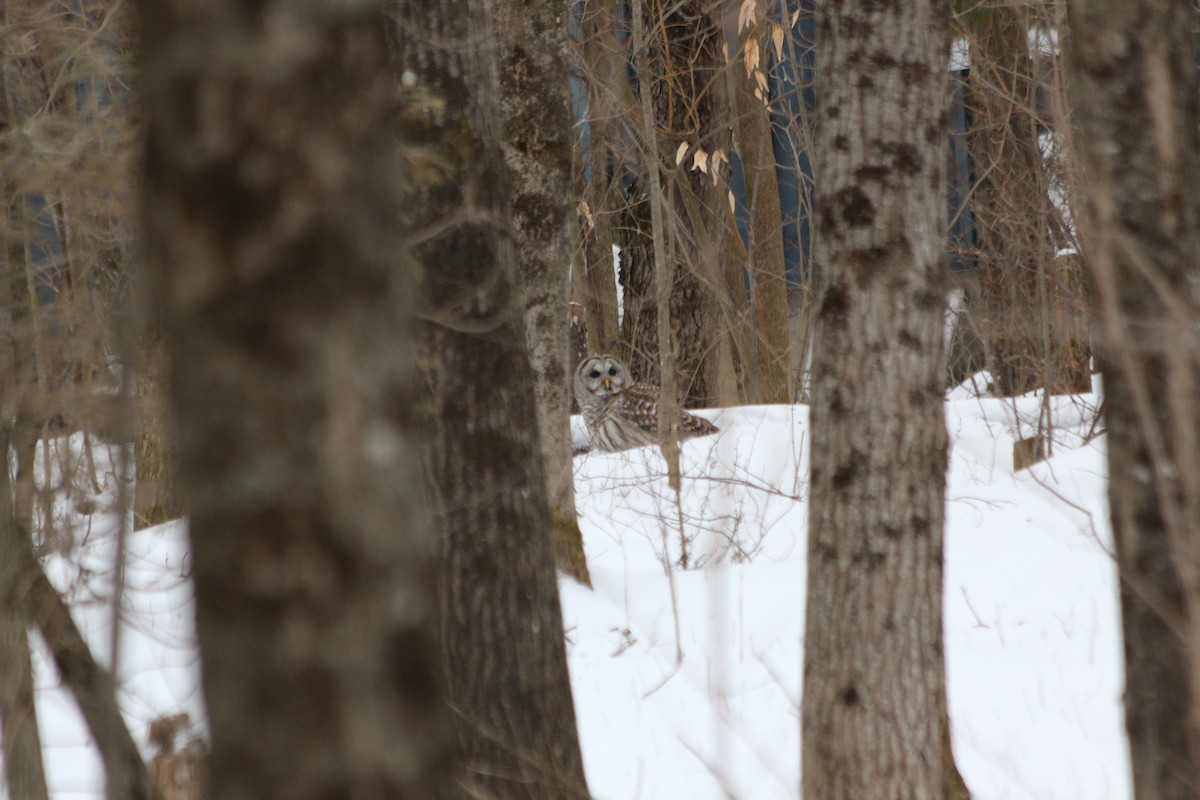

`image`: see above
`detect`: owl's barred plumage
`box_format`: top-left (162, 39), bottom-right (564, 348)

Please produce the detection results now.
top-left (574, 354), bottom-right (719, 453)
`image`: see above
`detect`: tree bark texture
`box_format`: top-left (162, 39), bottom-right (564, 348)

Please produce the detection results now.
top-left (495, 0), bottom-right (590, 586)
top-left (734, 0), bottom-right (791, 405)
top-left (389, 2), bottom-right (591, 797)
top-left (1067, 1), bottom-right (1200, 796)
top-left (618, 0), bottom-right (725, 408)
top-left (575, 0), bottom-right (623, 358)
top-left (137, 1), bottom-right (454, 797)
top-left (803, 2), bottom-right (961, 798)
top-left (967, 6), bottom-right (1059, 397)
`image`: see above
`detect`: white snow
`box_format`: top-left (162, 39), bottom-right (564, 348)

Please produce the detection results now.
top-left (7, 382), bottom-right (1129, 799)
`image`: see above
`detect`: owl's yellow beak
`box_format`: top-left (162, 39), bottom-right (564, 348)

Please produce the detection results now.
top-left (602, 377), bottom-right (611, 390)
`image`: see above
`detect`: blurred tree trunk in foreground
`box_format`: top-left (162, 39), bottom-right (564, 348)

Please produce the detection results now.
top-left (802, 0), bottom-right (968, 796)
top-left (495, 0), bottom-right (591, 585)
top-left (0, 425), bottom-right (48, 800)
top-left (1067, 0), bottom-right (1200, 796)
top-left (137, 0), bottom-right (454, 796)
top-left (388, 1), bottom-right (591, 797)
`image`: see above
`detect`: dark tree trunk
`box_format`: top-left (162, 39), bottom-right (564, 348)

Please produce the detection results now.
top-left (19, 552), bottom-right (151, 800)
top-left (495, 0), bottom-right (590, 586)
top-left (967, 7), bottom-right (1053, 396)
top-left (0, 427), bottom-right (49, 800)
top-left (618, 0), bottom-right (725, 409)
top-left (1067, 1), bottom-right (1200, 796)
top-left (803, 0), bottom-right (966, 797)
top-left (388, 2), bottom-right (591, 798)
top-left (575, 0), bottom-right (623, 358)
top-left (136, 0), bottom-right (454, 797)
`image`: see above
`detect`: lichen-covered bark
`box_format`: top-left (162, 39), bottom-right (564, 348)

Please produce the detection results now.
top-left (802, 1), bottom-right (961, 797)
top-left (137, 0), bottom-right (453, 796)
top-left (389, 1), bottom-right (590, 797)
top-left (1067, 1), bottom-right (1200, 796)
top-left (495, 0), bottom-right (590, 586)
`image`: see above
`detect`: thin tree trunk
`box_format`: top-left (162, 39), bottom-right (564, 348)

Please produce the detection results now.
top-left (389, 2), bottom-right (591, 797)
top-left (620, 0), bottom-right (725, 409)
top-left (495, 0), bottom-right (591, 586)
top-left (803, 0), bottom-right (966, 796)
top-left (18, 554), bottom-right (150, 800)
top-left (576, 0), bottom-right (623, 358)
top-left (631, 0), bottom-right (682, 502)
top-left (1067, 0), bottom-right (1200, 796)
top-left (136, 0), bottom-right (455, 796)
top-left (0, 426), bottom-right (49, 800)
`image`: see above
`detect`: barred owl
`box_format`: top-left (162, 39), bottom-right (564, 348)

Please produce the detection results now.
top-left (574, 354), bottom-right (719, 453)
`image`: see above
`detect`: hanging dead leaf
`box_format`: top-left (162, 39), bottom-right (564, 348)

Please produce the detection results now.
top-left (745, 38), bottom-right (760, 78)
top-left (791, 9), bottom-right (800, 26)
top-left (738, 0), bottom-right (756, 32)
top-left (675, 141), bottom-right (689, 166)
top-left (692, 148), bottom-right (709, 175)
top-left (711, 148), bottom-right (727, 175)
top-left (728, 189), bottom-right (737, 216)
top-left (755, 68), bottom-right (769, 95)
top-left (707, 150), bottom-right (726, 186)
top-left (771, 23), bottom-right (785, 61)
top-left (579, 200), bottom-right (595, 232)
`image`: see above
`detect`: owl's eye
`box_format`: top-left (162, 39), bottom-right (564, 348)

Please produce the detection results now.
top-left (589, 369), bottom-right (601, 379)
top-left (607, 367), bottom-right (617, 376)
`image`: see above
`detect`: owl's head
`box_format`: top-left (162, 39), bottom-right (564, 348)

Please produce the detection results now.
top-left (575, 354), bottom-right (632, 399)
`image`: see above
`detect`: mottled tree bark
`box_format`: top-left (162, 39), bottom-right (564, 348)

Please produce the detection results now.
top-left (495, 0), bottom-right (590, 586)
top-left (803, 1), bottom-right (964, 797)
top-left (137, 0), bottom-right (454, 797)
top-left (389, 2), bottom-right (591, 798)
top-left (1067, 1), bottom-right (1200, 796)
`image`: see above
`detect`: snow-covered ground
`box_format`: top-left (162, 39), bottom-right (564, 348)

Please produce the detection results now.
top-left (12, 382), bottom-right (1128, 799)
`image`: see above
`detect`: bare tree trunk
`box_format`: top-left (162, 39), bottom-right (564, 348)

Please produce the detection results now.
top-left (1066, 0), bottom-right (1200, 796)
top-left (965, 6), bottom-right (1059, 397)
top-left (802, 0), bottom-right (966, 796)
top-left (19, 554), bottom-right (150, 800)
top-left (389, 2), bottom-right (591, 797)
top-left (136, 0), bottom-right (455, 796)
top-left (495, 0), bottom-right (591, 586)
top-left (575, 0), bottom-right (623, 358)
top-left (133, 335), bottom-right (182, 529)
top-left (620, 0), bottom-right (725, 409)
top-left (733, 0), bottom-right (790, 404)
top-left (0, 426), bottom-right (48, 800)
